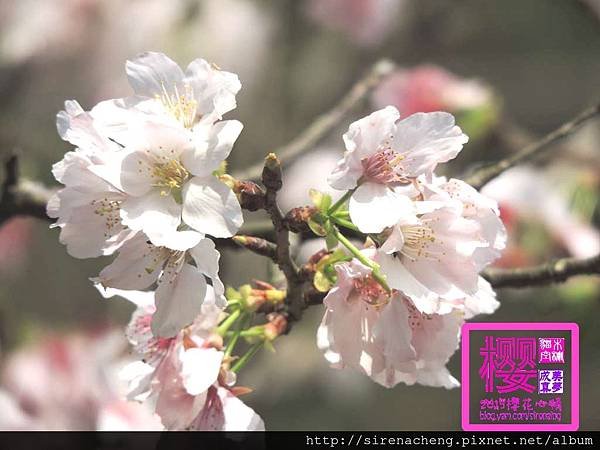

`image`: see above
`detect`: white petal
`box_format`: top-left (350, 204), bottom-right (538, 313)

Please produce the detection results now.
top-left (95, 235), bottom-right (162, 290)
top-left (184, 58), bottom-right (241, 121)
top-left (392, 112), bottom-right (468, 177)
top-left (189, 238), bottom-right (225, 301)
top-left (463, 277), bottom-right (500, 319)
top-left (95, 285), bottom-right (155, 308)
top-left (148, 229), bottom-right (204, 252)
top-left (182, 176), bottom-right (243, 238)
top-left (120, 192), bottom-right (182, 244)
top-left (349, 182), bottom-right (415, 233)
top-left (126, 52), bottom-right (185, 97)
top-left (119, 361), bottom-right (155, 401)
top-left (180, 347), bottom-right (223, 396)
top-left (182, 120), bottom-right (243, 178)
top-left (152, 264), bottom-right (208, 337)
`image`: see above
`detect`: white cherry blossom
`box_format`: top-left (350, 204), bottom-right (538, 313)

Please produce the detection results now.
top-left (96, 232), bottom-right (225, 337)
top-left (48, 100), bottom-right (136, 258)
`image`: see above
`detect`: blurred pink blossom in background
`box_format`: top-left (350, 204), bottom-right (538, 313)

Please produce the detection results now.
top-left (0, 328), bottom-right (161, 430)
top-left (0, 218), bottom-right (34, 277)
top-left (306, 0), bottom-right (405, 47)
top-left (372, 65), bottom-right (494, 117)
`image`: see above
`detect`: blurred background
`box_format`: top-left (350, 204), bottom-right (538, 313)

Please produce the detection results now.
top-left (0, 0), bottom-right (599, 430)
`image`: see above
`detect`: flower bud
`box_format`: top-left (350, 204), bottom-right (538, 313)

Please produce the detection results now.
top-left (262, 153), bottom-right (282, 191)
top-left (234, 180), bottom-right (266, 211)
top-left (264, 313), bottom-right (288, 340)
top-left (284, 206), bottom-right (318, 233)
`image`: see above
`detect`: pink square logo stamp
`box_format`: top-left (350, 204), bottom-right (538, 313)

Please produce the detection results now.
top-left (461, 322), bottom-right (579, 431)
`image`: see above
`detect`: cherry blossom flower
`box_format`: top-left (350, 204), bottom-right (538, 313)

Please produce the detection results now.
top-left (80, 52), bottom-right (245, 243)
top-left (95, 232), bottom-right (224, 337)
top-left (328, 106), bottom-right (468, 232)
top-left (377, 179), bottom-right (505, 314)
top-left (113, 288), bottom-right (264, 431)
top-left (372, 65), bottom-right (494, 117)
top-left (48, 100), bottom-right (137, 258)
top-left (317, 255), bottom-right (475, 389)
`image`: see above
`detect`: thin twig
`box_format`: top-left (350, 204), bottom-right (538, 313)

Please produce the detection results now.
top-left (466, 102), bottom-right (600, 190)
top-left (483, 254), bottom-right (600, 288)
top-left (0, 153), bottom-right (53, 226)
top-left (232, 59), bottom-right (396, 181)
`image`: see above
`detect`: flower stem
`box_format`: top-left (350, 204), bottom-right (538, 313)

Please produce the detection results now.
top-left (231, 342), bottom-right (264, 373)
top-left (330, 216), bottom-right (360, 232)
top-left (216, 309), bottom-right (241, 336)
top-left (328, 189), bottom-right (354, 215)
top-left (224, 313), bottom-right (249, 358)
top-left (333, 227), bottom-right (391, 293)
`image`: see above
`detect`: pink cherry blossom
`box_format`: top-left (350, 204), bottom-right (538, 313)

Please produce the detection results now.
top-left (306, 0), bottom-right (405, 47)
top-left (0, 327), bottom-right (161, 430)
top-left (113, 288), bottom-right (264, 431)
top-left (329, 106), bottom-right (468, 233)
top-left (317, 255), bottom-right (467, 389)
top-left (372, 65), bottom-right (494, 117)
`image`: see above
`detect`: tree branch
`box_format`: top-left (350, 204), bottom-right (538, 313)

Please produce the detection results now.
top-left (482, 254), bottom-right (600, 288)
top-left (261, 153), bottom-right (305, 319)
top-left (466, 102), bottom-right (600, 190)
top-left (0, 153), bottom-right (54, 226)
top-left (231, 59), bottom-right (396, 181)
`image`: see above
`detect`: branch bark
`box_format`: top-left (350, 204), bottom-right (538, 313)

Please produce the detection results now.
top-left (0, 154), bottom-right (54, 226)
top-left (482, 254), bottom-right (600, 288)
top-left (231, 59), bottom-right (396, 181)
top-left (261, 153), bottom-right (305, 320)
top-left (466, 102), bottom-right (600, 190)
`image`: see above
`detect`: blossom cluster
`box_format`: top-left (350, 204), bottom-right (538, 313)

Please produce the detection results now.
top-left (49, 51), bottom-right (506, 430)
top-left (49, 52), bottom-right (263, 430)
top-left (318, 106), bottom-right (506, 388)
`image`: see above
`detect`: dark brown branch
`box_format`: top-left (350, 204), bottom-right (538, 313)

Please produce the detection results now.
top-left (466, 102), bottom-right (600, 190)
top-left (483, 254), bottom-right (600, 288)
top-left (232, 59), bottom-right (396, 181)
top-left (232, 235), bottom-right (277, 262)
top-left (0, 153), bottom-right (53, 226)
top-left (261, 153), bottom-right (305, 320)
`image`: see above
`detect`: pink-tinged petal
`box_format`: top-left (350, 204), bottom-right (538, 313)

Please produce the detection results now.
top-left (126, 52), bottom-right (185, 98)
top-left (349, 182), bottom-right (415, 233)
top-left (154, 352), bottom-right (207, 430)
top-left (94, 235), bottom-right (162, 290)
top-left (180, 347), bottom-right (223, 396)
top-left (182, 120), bottom-right (243, 178)
top-left (463, 277), bottom-right (500, 319)
top-left (343, 106), bottom-right (399, 159)
top-left (392, 112), bottom-right (467, 177)
top-left (379, 254), bottom-right (440, 314)
top-left (182, 176), bottom-right (243, 238)
top-left (379, 225), bottom-right (405, 254)
top-left (215, 387), bottom-right (264, 431)
top-left (152, 264), bottom-right (208, 338)
top-left (119, 361), bottom-right (156, 402)
top-left (120, 192), bottom-right (181, 243)
top-left (184, 59), bottom-right (241, 122)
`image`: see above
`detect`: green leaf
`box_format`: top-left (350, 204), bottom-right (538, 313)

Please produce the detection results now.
top-left (325, 232), bottom-right (339, 251)
top-left (309, 189), bottom-right (332, 212)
